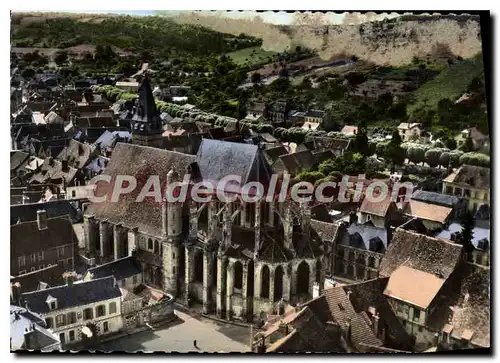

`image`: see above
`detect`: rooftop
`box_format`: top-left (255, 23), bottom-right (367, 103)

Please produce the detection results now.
top-left (443, 165), bottom-right (490, 189)
top-left (85, 256), bottom-right (142, 281)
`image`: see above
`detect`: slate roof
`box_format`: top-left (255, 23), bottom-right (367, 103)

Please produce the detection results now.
top-left (56, 139), bottom-right (94, 169)
top-left (411, 190), bottom-right (459, 207)
top-left (10, 305), bottom-right (60, 351)
top-left (29, 157), bottom-right (77, 185)
top-left (11, 265), bottom-right (66, 294)
top-left (305, 136), bottom-right (350, 152)
top-left (263, 145), bottom-right (288, 164)
top-left (276, 150), bottom-right (316, 175)
top-left (10, 200), bottom-right (80, 225)
top-left (86, 143), bottom-right (195, 238)
top-left (379, 229), bottom-right (463, 279)
top-left (11, 151), bottom-right (30, 172)
top-left (85, 256), bottom-right (142, 281)
top-left (435, 223), bottom-right (489, 250)
top-left (21, 276), bottom-right (122, 314)
top-left (11, 216), bottom-right (77, 263)
top-left (443, 165), bottom-right (490, 189)
top-left (195, 139), bottom-right (273, 185)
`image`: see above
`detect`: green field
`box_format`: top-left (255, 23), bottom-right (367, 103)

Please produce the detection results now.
top-left (408, 54), bottom-right (484, 114)
top-left (226, 46), bottom-right (276, 66)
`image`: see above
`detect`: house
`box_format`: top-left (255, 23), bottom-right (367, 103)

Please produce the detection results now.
top-left (247, 102), bottom-right (267, 119)
top-left (268, 100), bottom-right (290, 125)
top-left (410, 190), bottom-right (466, 219)
top-left (11, 212), bottom-right (78, 276)
top-left (20, 275), bottom-right (123, 347)
top-left (304, 110), bottom-right (326, 124)
top-left (304, 136), bottom-right (350, 156)
top-left (263, 145), bottom-right (288, 166)
top-left (273, 150), bottom-right (317, 176)
top-left (397, 123), bottom-right (423, 142)
top-left (435, 222), bottom-right (490, 267)
top-left (455, 127), bottom-right (489, 151)
top-left (341, 125), bottom-right (358, 137)
top-left (401, 200), bottom-right (453, 232)
top-left (442, 165), bottom-right (490, 213)
top-left (11, 264), bottom-right (66, 295)
top-left (83, 256), bottom-right (143, 291)
top-left (289, 111), bottom-right (306, 126)
top-left (358, 193), bottom-right (399, 228)
top-left (10, 200), bottom-right (80, 225)
top-left (10, 304), bottom-right (61, 351)
top-left (379, 228), bottom-right (463, 350)
top-left (254, 278), bottom-right (414, 352)
top-left (301, 122), bottom-right (320, 131)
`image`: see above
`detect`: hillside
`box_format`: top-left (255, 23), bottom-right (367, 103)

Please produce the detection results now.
top-left (11, 13), bottom-right (260, 57)
top-left (407, 54), bottom-right (484, 114)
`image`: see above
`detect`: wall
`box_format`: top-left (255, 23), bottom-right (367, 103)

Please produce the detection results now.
top-left (42, 296), bottom-right (123, 345)
top-left (14, 242), bottom-right (76, 276)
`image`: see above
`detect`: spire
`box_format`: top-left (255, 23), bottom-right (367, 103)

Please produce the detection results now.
top-left (132, 74), bottom-right (162, 135)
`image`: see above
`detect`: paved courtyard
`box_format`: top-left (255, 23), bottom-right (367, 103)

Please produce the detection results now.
top-left (96, 310), bottom-right (251, 353)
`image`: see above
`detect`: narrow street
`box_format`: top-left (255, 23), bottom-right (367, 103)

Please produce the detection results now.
top-left (96, 310), bottom-right (251, 353)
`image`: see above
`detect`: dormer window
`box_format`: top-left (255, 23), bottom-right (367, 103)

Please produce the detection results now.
top-left (46, 295), bottom-right (57, 310)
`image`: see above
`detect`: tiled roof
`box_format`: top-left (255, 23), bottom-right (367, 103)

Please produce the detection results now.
top-left (359, 193), bottom-right (393, 217)
top-left (86, 143), bottom-right (195, 238)
top-left (56, 139), bottom-right (94, 169)
top-left (448, 263), bottom-right (490, 347)
top-left (403, 200), bottom-right (452, 224)
top-left (305, 136), bottom-right (350, 152)
top-left (21, 276), bottom-right (122, 314)
top-left (310, 219), bottom-right (339, 242)
top-left (443, 165), bottom-right (490, 189)
top-left (10, 200), bottom-right (80, 225)
top-left (379, 229), bottom-right (463, 279)
top-left (85, 256), bottom-right (142, 281)
top-left (341, 125), bottom-right (358, 135)
top-left (383, 265), bottom-right (445, 309)
top-left (277, 150), bottom-right (316, 175)
top-left (11, 216), bottom-right (77, 262)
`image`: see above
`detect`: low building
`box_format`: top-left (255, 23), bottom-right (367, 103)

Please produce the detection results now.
top-left (397, 123), bottom-right (423, 142)
top-left (10, 304), bottom-right (61, 351)
top-left (401, 200), bottom-right (453, 232)
top-left (358, 194), bottom-right (399, 229)
top-left (20, 275), bottom-right (123, 347)
top-left (83, 256), bottom-right (143, 290)
top-left (11, 212), bottom-right (78, 276)
top-left (303, 110), bottom-right (325, 124)
top-left (341, 125), bottom-right (358, 137)
top-left (442, 165), bottom-right (490, 213)
top-left (455, 127), bottom-right (489, 151)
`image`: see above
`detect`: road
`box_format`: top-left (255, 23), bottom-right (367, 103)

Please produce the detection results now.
top-left (96, 310), bottom-right (251, 353)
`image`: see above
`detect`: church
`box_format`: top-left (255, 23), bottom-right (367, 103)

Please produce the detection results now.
top-left (82, 75), bottom-right (327, 322)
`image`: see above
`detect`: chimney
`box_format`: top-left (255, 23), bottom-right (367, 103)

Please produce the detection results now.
top-left (37, 210), bottom-right (48, 230)
top-left (11, 282), bottom-right (22, 305)
top-left (373, 312), bottom-right (380, 337)
top-left (63, 271), bottom-right (76, 287)
top-left (62, 159), bottom-right (69, 172)
top-left (349, 212), bottom-right (358, 225)
top-left (278, 320), bottom-right (289, 336)
top-left (346, 289), bottom-right (352, 301)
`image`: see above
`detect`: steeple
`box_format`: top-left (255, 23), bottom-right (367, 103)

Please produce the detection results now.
top-left (131, 73), bottom-right (164, 148)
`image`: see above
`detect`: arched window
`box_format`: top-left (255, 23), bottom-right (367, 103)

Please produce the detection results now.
top-left (368, 256), bottom-right (375, 268)
top-left (316, 260), bottom-right (322, 284)
top-left (154, 240), bottom-right (160, 254)
top-left (194, 250), bottom-right (204, 283)
top-left (261, 265), bottom-right (270, 299)
top-left (273, 265), bottom-right (284, 301)
top-left (247, 260), bottom-right (254, 298)
top-left (297, 261), bottom-right (310, 295)
top-left (96, 305), bottom-right (106, 318)
top-left (147, 238), bottom-right (153, 250)
top-left (234, 261), bottom-right (243, 291)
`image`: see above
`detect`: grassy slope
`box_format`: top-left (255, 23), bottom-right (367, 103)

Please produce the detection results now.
top-left (407, 55), bottom-right (484, 114)
top-left (226, 46), bottom-right (276, 66)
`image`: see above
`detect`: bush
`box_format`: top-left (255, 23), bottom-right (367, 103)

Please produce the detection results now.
top-left (459, 152), bottom-right (490, 167)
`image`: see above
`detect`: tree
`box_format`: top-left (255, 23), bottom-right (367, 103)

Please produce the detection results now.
top-left (439, 151), bottom-right (451, 168)
top-left (54, 51), bottom-right (68, 65)
top-left (460, 136), bottom-right (475, 153)
top-left (425, 148), bottom-right (447, 168)
top-left (384, 129), bottom-right (405, 167)
top-left (351, 128), bottom-right (370, 156)
top-left (459, 211), bottom-right (475, 261)
top-left (251, 72), bottom-right (261, 84)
